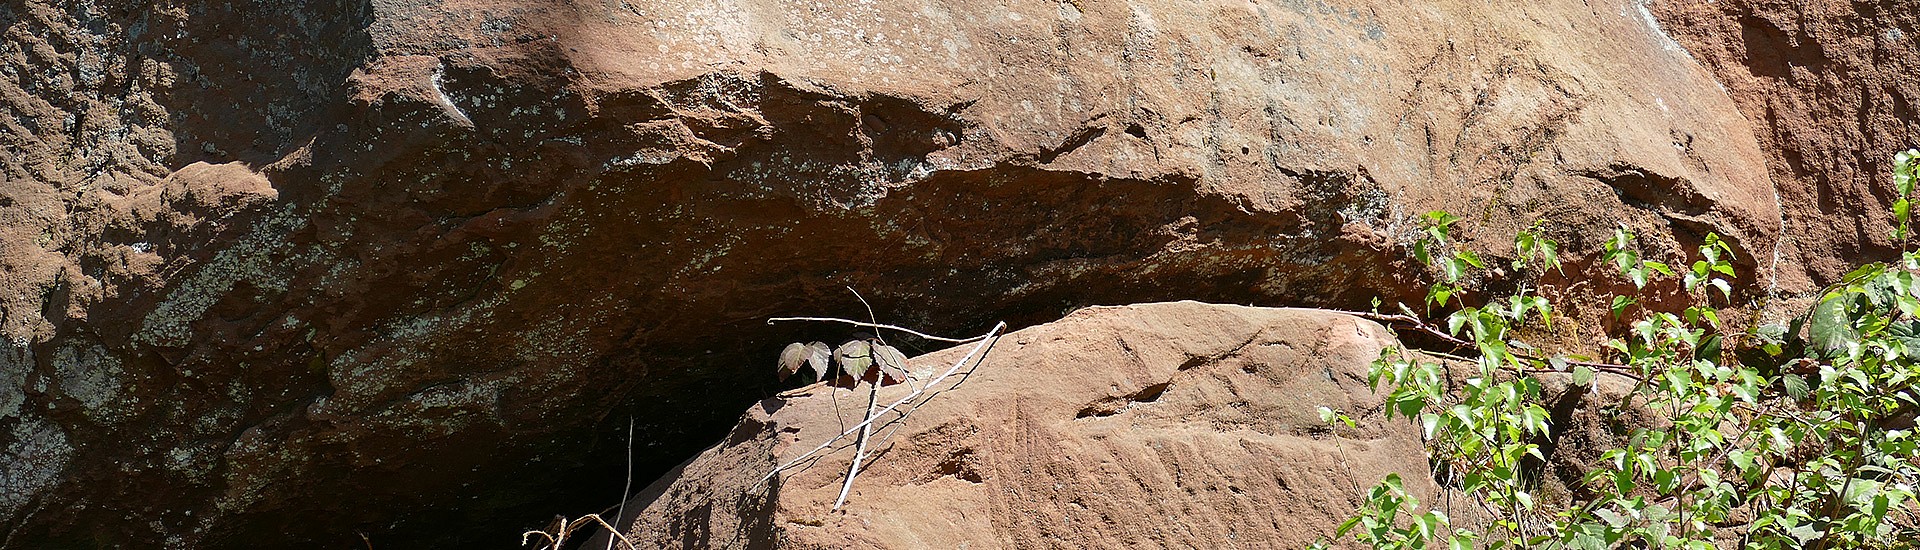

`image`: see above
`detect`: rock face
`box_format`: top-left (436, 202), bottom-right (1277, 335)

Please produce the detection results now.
top-left (1650, 1), bottom-right (1920, 296)
top-left (0, 0), bottom-right (1884, 547)
top-left (604, 302), bottom-right (1436, 549)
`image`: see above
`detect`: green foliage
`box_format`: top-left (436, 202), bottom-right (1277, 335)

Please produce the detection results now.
top-left (1320, 151), bottom-right (1920, 549)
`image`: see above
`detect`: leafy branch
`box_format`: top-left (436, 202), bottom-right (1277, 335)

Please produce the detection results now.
top-left (1320, 149), bottom-right (1920, 549)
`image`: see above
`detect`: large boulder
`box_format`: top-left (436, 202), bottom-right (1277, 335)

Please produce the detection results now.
top-left (0, 0), bottom-right (1830, 546)
top-left (603, 302), bottom-right (1436, 549)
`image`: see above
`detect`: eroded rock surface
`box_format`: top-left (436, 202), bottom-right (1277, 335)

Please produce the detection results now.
top-left (607, 302), bottom-right (1435, 549)
top-left (0, 0), bottom-right (1855, 547)
top-left (1652, 0), bottom-right (1920, 297)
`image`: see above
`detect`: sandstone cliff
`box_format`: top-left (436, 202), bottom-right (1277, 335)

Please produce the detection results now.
top-left (0, 0), bottom-right (1911, 547)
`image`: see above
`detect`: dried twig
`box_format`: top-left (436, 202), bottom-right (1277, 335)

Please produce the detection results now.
top-left (521, 514), bottom-right (635, 550)
top-left (605, 417), bottom-right (634, 550)
top-left (834, 288), bottom-right (884, 511)
top-left (835, 380), bottom-right (880, 510)
top-left (767, 317), bottom-right (984, 344)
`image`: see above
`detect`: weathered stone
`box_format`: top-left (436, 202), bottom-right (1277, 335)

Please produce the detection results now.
top-left (0, 0), bottom-right (1892, 547)
top-left (604, 302), bottom-right (1435, 549)
top-left (1651, 0), bottom-right (1920, 301)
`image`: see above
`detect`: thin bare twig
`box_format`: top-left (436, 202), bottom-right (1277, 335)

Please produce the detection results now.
top-left (605, 417), bottom-right (634, 550)
top-left (835, 381), bottom-right (880, 510)
top-left (833, 287), bottom-right (883, 511)
top-left (521, 514), bottom-right (635, 550)
top-left (848, 287), bottom-right (883, 345)
top-left (767, 317), bottom-right (984, 344)
top-left (766, 322), bottom-right (1007, 482)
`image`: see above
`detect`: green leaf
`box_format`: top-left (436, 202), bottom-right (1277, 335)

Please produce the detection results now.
top-left (1540, 240), bottom-right (1562, 273)
top-left (1889, 320), bottom-right (1920, 360)
top-left (1611, 295), bottom-right (1636, 318)
top-left (1448, 310), bottom-right (1472, 336)
top-left (1594, 508), bottom-right (1629, 528)
top-left (1628, 266), bottom-right (1649, 289)
top-left (1710, 278), bottom-right (1732, 300)
top-left (1697, 334), bottom-right (1723, 362)
top-left (1457, 249), bottom-right (1486, 269)
top-left (1443, 256), bottom-right (1465, 282)
top-left (1783, 373), bottom-right (1811, 401)
top-left (1808, 294), bottom-right (1860, 356)
top-left (1898, 149), bottom-right (1919, 195)
top-left (1842, 262), bottom-right (1888, 284)
top-left (1572, 365), bottom-right (1596, 387)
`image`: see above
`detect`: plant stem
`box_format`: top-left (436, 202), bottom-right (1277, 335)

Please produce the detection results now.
top-left (1331, 309), bottom-right (1644, 380)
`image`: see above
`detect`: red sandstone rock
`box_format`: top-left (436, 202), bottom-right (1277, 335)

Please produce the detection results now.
top-left (0, 0), bottom-right (1889, 546)
top-left (1650, 0), bottom-right (1920, 302)
top-left (603, 302), bottom-right (1438, 549)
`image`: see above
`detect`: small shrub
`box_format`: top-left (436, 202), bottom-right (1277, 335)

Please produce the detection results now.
top-left (1318, 150), bottom-right (1920, 549)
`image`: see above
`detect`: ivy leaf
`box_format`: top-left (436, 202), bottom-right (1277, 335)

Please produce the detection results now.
top-left (871, 342), bottom-right (910, 385)
top-left (1897, 149), bottom-right (1918, 195)
top-left (1594, 508), bottom-right (1629, 528)
top-left (1697, 334), bottom-right (1724, 363)
top-left (1785, 522), bottom-right (1821, 544)
top-left (834, 340), bottom-right (875, 384)
top-left (777, 342), bottom-right (832, 382)
top-left (1397, 301), bottom-right (1421, 319)
top-left (1515, 231), bottom-right (1537, 265)
top-left (777, 343), bottom-right (810, 381)
top-left (1447, 309), bottom-right (1472, 336)
top-left (1443, 256), bottom-right (1466, 282)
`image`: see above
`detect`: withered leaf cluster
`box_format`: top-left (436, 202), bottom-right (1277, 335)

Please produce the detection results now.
top-left (778, 338), bottom-right (910, 386)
